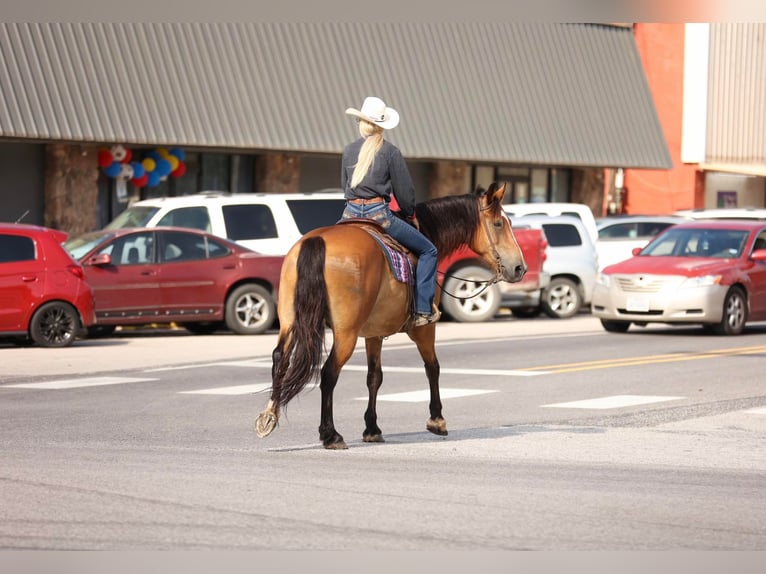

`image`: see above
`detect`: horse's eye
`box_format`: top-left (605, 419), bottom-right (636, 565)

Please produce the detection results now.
top-left (493, 220), bottom-right (503, 228)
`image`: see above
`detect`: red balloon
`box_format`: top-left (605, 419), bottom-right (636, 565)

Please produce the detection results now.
top-left (131, 173), bottom-right (149, 188)
top-left (97, 149), bottom-right (113, 168)
top-left (171, 161), bottom-right (187, 178)
top-left (120, 148), bottom-right (133, 164)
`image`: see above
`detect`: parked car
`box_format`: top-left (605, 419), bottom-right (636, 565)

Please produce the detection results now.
top-left (104, 190), bottom-right (347, 255)
top-left (437, 228), bottom-right (549, 322)
top-left (506, 214), bottom-right (599, 319)
top-left (63, 227), bottom-right (283, 336)
top-left (673, 207), bottom-right (766, 221)
top-left (0, 223), bottom-right (96, 347)
top-left (504, 202), bottom-right (599, 245)
top-left (596, 215), bottom-right (683, 270)
top-left (591, 220), bottom-right (766, 335)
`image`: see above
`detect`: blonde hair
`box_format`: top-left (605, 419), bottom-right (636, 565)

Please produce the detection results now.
top-left (350, 120), bottom-right (384, 189)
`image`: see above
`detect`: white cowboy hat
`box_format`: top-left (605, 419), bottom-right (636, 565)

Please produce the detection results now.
top-left (345, 96), bottom-right (400, 130)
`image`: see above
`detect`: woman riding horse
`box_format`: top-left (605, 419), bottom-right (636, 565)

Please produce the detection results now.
top-left (255, 181), bottom-right (527, 449)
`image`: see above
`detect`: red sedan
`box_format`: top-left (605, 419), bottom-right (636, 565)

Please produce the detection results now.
top-left (592, 220), bottom-right (766, 335)
top-left (1, 223), bottom-right (96, 347)
top-left (64, 227), bottom-right (283, 335)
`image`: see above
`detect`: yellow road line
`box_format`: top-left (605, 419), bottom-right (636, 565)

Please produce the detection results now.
top-left (519, 345), bottom-right (766, 374)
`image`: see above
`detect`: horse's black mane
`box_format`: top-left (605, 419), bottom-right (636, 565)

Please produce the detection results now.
top-left (416, 189), bottom-right (501, 256)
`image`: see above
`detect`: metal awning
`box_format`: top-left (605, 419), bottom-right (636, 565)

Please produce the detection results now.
top-left (0, 23), bottom-right (671, 169)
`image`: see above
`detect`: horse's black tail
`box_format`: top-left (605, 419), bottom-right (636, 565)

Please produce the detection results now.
top-left (272, 236), bottom-right (329, 407)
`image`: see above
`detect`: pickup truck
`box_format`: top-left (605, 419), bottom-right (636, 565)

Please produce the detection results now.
top-left (437, 227), bottom-right (549, 322)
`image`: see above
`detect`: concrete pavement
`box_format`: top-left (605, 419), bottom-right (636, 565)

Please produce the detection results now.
top-left (0, 314), bottom-right (604, 379)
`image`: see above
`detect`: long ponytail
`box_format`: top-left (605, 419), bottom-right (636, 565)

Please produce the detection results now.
top-left (350, 120), bottom-right (384, 189)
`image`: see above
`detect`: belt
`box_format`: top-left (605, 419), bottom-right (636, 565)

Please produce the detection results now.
top-left (348, 197), bottom-right (385, 205)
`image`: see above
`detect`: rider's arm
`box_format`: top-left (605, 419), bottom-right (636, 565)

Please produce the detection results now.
top-left (388, 146), bottom-right (416, 218)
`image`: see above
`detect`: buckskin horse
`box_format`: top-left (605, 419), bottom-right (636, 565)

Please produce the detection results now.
top-left (255, 182), bottom-right (527, 449)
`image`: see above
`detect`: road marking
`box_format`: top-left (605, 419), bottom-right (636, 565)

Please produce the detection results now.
top-left (542, 395), bottom-right (684, 410)
top-left (4, 376), bottom-right (157, 390)
top-left (179, 383), bottom-right (271, 395)
top-left (745, 407), bottom-right (766, 415)
top-left (356, 388), bottom-right (498, 403)
top-left (519, 345), bottom-right (766, 374)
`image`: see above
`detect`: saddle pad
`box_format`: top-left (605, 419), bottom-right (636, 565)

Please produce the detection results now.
top-left (368, 232), bottom-right (413, 285)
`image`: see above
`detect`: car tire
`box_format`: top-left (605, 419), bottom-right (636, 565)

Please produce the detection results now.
top-left (182, 322), bottom-right (223, 335)
top-left (541, 277), bottom-right (582, 319)
top-left (440, 265), bottom-right (501, 322)
top-left (224, 284), bottom-right (276, 335)
top-left (712, 286), bottom-right (747, 336)
top-left (600, 319), bottom-right (631, 333)
top-left (29, 301), bottom-right (80, 348)
top-left (511, 306), bottom-right (541, 319)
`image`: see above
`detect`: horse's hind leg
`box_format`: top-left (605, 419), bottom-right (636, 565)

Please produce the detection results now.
top-left (408, 324), bottom-right (447, 436)
top-left (318, 330), bottom-right (357, 450)
top-left (255, 339), bottom-right (289, 437)
top-left (362, 337), bottom-right (384, 443)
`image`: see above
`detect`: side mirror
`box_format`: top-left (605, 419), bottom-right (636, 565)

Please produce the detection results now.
top-left (631, 246), bottom-right (643, 256)
top-left (87, 253), bottom-right (112, 266)
top-left (752, 248), bottom-right (766, 262)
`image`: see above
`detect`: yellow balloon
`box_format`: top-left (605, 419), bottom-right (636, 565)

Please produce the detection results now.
top-left (142, 158), bottom-right (156, 172)
top-left (168, 156), bottom-right (180, 171)
top-left (157, 148), bottom-right (171, 159)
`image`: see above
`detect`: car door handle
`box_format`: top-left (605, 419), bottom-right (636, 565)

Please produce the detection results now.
top-left (21, 275), bottom-right (38, 282)
top-left (222, 265), bottom-right (236, 270)
top-left (140, 270), bottom-right (157, 276)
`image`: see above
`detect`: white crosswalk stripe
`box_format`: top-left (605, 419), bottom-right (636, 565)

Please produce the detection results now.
top-left (5, 376), bottom-right (157, 390)
top-left (355, 388), bottom-right (498, 403)
top-left (541, 395), bottom-right (684, 410)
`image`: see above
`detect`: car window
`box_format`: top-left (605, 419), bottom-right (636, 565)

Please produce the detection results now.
top-left (0, 234), bottom-right (36, 263)
top-left (159, 230), bottom-right (210, 262)
top-left (157, 207), bottom-right (212, 232)
top-left (222, 204), bottom-right (278, 241)
top-left (541, 223), bottom-right (582, 247)
top-left (286, 199), bottom-right (346, 234)
top-left (754, 233), bottom-right (766, 252)
top-left (98, 232), bottom-right (155, 265)
top-left (104, 206), bottom-right (159, 229)
top-left (643, 228), bottom-right (748, 258)
top-left (598, 223), bottom-right (638, 239)
top-left (638, 222), bottom-right (675, 237)
top-left (206, 237), bottom-right (232, 259)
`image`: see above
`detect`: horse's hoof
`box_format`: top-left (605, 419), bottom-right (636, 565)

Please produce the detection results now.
top-left (255, 411), bottom-right (277, 438)
top-left (324, 440), bottom-right (348, 450)
top-left (426, 418), bottom-right (448, 436)
top-left (363, 433), bottom-right (385, 443)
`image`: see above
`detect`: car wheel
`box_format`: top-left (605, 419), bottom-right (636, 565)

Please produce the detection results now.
top-left (712, 286), bottom-right (747, 336)
top-left (440, 265), bottom-right (501, 322)
top-left (224, 284), bottom-right (276, 335)
top-left (182, 322), bottom-right (223, 335)
top-left (511, 306), bottom-right (541, 319)
top-left (29, 301), bottom-right (80, 348)
top-left (86, 325), bottom-right (116, 338)
top-left (600, 319), bottom-right (631, 333)
top-left (541, 277), bottom-right (582, 319)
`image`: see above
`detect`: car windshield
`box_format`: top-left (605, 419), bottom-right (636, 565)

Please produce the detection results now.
top-left (104, 206), bottom-right (160, 229)
top-left (63, 231), bottom-right (114, 260)
top-left (641, 228), bottom-right (749, 258)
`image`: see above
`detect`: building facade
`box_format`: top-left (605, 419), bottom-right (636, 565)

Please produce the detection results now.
top-left (0, 23), bottom-right (671, 236)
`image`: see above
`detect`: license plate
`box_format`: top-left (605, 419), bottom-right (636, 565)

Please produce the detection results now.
top-left (626, 296), bottom-right (649, 312)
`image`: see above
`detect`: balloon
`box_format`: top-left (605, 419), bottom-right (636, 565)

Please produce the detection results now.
top-left (120, 148), bottom-right (133, 163)
top-left (142, 158), bottom-right (156, 172)
top-left (147, 150), bottom-right (162, 161)
top-left (104, 161), bottom-right (122, 178)
top-left (157, 148), bottom-right (171, 159)
top-left (171, 161), bottom-right (186, 178)
top-left (155, 158), bottom-right (172, 177)
top-left (119, 163), bottom-right (134, 179)
top-left (131, 174), bottom-right (148, 188)
top-left (167, 155), bottom-right (179, 171)
top-left (111, 145), bottom-right (127, 162)
top-left (131, 161), bottom-right (145, 179)
top-left (169, 147), bottom-right (185, 161)
top-left (97, 149), bottom-right (113, 168)
top-left (147, 171), bottom-right (162, 187)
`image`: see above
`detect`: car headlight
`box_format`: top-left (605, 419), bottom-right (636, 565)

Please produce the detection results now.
top-left (596, 272), bottom-right (612, 288)
top-left (680, 275), bottom-right (722, 287)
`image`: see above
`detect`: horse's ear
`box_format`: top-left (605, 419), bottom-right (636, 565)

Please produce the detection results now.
top-left (486, 182), bottom-right (498, 196)
top-left (474, 184), bottom-right (486, 196)
top-left (491, 182), bottom-right (507, 204)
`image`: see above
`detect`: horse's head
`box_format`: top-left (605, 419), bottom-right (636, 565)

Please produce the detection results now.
top-left (472, 183), bottom-right (527, 283)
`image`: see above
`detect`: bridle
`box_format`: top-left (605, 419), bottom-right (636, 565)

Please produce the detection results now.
top-left (437, 198), bottom-right (508, 300)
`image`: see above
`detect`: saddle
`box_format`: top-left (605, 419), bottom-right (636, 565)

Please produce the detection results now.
top-left (336, 218), bottom-right (416, 285)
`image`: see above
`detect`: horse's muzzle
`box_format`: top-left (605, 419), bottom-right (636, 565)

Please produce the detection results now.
top-left (502, 263), bottom-right (527, 283)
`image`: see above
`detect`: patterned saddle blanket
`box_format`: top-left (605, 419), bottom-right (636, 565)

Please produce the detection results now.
top-left (336, 219), bottom-right (415, 284)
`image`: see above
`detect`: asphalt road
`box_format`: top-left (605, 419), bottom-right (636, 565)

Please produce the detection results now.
top-left (1, 315), bottom-right (765, 550)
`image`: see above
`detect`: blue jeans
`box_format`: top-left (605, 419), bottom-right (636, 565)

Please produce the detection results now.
top-left (341, 202), bottom-right (438, 315)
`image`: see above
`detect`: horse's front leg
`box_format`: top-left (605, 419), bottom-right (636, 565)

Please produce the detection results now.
top-left (408, 324), bottom-right (447, 436)
top-left (363, 337), bottom-right (385, 442)
top-left (318, 331), bottom-right (357, 449)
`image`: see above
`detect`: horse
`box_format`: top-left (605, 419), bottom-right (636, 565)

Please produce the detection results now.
top-left (255, 182), bottom-right (527, 449)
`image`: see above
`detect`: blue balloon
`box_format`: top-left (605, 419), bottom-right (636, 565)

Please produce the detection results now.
top-left (155, 158), bottom-right (172, 177)
top-left (131, 161), bottom-right (145, 179)
top-left (147, 150), bottom-right (162, 161)
top-left (147, 171), bottom-right (162, 187)
top-left (169, 147), bottom-right (185, 161)
top-left (104, 161), bottom-right (122, 178)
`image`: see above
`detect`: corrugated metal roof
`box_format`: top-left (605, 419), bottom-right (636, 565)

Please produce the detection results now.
top-left (0, 23), bottom-right (671, 169)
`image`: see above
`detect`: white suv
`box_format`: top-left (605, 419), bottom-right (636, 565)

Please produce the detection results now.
top-left (105, 190), bottom-right (347, 255)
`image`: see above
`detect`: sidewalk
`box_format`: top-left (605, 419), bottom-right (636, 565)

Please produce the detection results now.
top-left (0, 314), bottom-right (603, 380)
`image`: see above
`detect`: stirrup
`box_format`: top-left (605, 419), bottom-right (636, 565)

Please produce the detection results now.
top-left (413, 306), bottom-right (441, 327)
